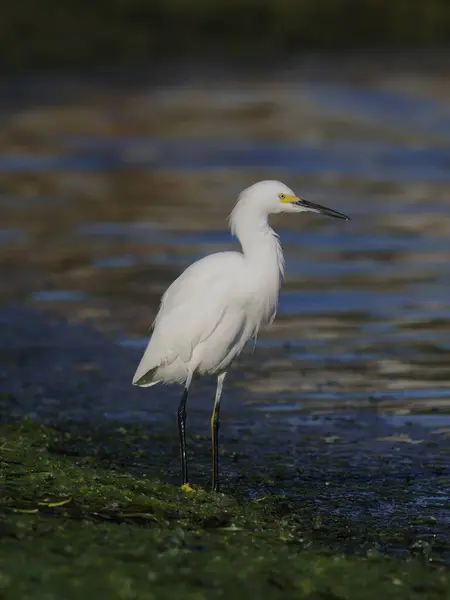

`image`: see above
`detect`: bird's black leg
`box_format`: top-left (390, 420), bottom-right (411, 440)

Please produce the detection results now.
top-left (211, 372), bottom-right (226, 492)
top-left (177, 387), bottom-right (189, 488)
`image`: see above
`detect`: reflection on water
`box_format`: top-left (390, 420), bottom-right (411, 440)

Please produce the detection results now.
top-left (1, 70), bottom-right (450, 418)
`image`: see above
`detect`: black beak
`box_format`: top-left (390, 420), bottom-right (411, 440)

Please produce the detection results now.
top-left (294, 199), bottom-right (350, 221)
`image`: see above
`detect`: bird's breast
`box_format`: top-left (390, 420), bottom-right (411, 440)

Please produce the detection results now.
top-left (244, 272), bottom-right (280, 325)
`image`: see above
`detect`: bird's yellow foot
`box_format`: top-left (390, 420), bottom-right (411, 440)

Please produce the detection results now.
top-left (181, 482), bottom-right (194, 493)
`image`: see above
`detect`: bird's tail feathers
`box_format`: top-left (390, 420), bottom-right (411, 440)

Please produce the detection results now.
top-left (132, 365), bottom-right (161, 387)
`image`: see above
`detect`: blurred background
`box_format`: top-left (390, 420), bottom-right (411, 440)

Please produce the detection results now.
top-left (1, 0), bottom-right (450, 419)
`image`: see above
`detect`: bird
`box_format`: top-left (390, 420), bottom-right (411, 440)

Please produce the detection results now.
top-left (132, 180), bottom-right (349, 492)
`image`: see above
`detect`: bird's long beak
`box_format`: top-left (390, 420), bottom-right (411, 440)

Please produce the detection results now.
top-left (294, 198), bottom-right (350, 221)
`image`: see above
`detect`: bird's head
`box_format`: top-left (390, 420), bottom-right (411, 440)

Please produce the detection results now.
top-left (239, 180), bottom-right (349, 220)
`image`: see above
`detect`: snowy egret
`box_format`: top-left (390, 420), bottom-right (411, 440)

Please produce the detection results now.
top-left (132, 180), bottom-right (349, 491)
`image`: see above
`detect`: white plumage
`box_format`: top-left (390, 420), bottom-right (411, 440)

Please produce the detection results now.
top-left (132, 180), bottom-right (349, 491)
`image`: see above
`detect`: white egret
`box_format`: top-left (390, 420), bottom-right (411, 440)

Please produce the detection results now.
top-left (132, 180), bottom-right (349, 491)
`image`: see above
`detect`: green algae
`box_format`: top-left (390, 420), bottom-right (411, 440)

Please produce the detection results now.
top-left (1, 419), bottom-right (449, 599)
top-left (3, 1), bottom-right (450, 71)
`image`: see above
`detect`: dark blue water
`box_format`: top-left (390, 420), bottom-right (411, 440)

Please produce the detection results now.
top-left (1, 140), bottom-right (449, 183)
top-left (2, 76), bottom-right (450, 416)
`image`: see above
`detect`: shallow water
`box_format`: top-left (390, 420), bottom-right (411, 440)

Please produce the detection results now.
top-left (1, 69), bottom-right (450, 423)
top-left (1, 67), bottom-right (450, 562)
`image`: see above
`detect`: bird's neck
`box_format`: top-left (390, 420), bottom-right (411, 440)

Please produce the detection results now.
top-left (230, 206), bottom-right (285, 281)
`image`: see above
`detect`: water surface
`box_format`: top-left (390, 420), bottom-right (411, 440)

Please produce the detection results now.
top-left (1, 71), bottom-right (450, 421)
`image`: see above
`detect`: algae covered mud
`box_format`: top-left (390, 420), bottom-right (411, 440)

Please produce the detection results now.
top-left (1, 63), bottom-right (450, 596)
top-left (0, 418), bottom-right (449, 600)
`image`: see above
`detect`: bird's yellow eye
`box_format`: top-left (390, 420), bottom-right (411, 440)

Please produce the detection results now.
top-left (279, 193), bottom-right (286, 200)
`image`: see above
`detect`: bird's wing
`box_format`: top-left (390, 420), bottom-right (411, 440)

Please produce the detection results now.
top-left (137, 253), bottom-right (243, 372)
top-left (152, 300), bottom-right (227, 364)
